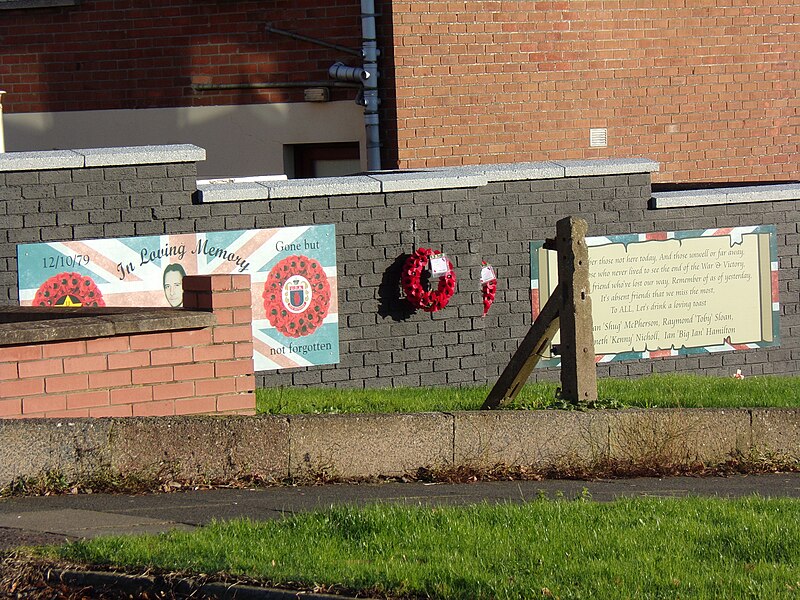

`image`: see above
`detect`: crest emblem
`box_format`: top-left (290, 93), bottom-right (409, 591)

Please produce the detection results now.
top-left (289, 285), bottom-right (305, 309)
top-left (281, 275), bottom-right (312, 314)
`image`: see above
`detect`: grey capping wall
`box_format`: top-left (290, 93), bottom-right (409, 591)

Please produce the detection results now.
top-left (0, 0), bottom-right (78, 8)
top-left (652, 183), bottom-right (800, 209)
top-left (2, 146), bottom-right (799, 390)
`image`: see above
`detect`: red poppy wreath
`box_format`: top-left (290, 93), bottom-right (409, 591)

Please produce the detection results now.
top-left (262, 254), bottom-right (331, 338)
top-left (33, 272), bottom-right (105, 307)
top-left (400, 248), bottom-right (456, 312)
top-left (482, 279), bottom-right (497, 316)
top-left (481, 261), bottom-right (497, 316)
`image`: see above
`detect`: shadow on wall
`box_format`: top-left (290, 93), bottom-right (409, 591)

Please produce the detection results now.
top-left (378, 253), bottom-right (415, 322)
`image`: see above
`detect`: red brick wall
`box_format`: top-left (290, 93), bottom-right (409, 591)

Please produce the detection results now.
top-left (0, 0), bottom-right (361, 112)
top-left (382, 0), bottom-right (799, 183)
top-left (0, 275), bottom-right (255, 418)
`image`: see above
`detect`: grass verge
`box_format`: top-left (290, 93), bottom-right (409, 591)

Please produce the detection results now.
top-left (257, 373), bottom-right (800, 414)
top-left (55, 496), bottom-right (800, 600)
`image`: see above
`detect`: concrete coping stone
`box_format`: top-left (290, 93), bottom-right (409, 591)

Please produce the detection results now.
top-left (433, 161), bottom-right (565, 181)
top-left (0, 150), bottom-right (85, 172)
top-left (0, 144), bottom-right (206, 172)
top-left (196, 157), bottom-right (660, 203)
top-left (651, 183), bottom-right (800, 208)
top-left (0, 0), bottom-right (79, 9)
top-left (554, 157), bottom-right (660, 177)
top-left (0, 307), bottom-right (216, 346)
top-left (194, 181), bottom-right (271, 203)
top-left (366, 169), bottom-right (489, 192)
top-left (268, 175), bottom-right (383, 199)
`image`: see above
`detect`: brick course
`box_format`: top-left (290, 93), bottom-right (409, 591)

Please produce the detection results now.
top-left (0, 274), bottom-right (256, 418)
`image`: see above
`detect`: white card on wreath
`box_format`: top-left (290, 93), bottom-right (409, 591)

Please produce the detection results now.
top-left (480, 264), bottom-right (496, 283)
top-left (429, 253), bottom-right (449, 276)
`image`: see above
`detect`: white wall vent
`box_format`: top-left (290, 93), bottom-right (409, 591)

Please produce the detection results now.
top-left (589, 128), bottom-right (608, 147)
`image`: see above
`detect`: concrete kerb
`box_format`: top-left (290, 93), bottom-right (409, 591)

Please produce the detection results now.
top-left (287, 412), bottom-right (454, 479)
top-left (45, 569), bottom-right (359, 600)
top-left (750, 408), bottom-right (800, 461)
top-left (453, 410), bottom-right (610, 471)
top-left (108, 416), bottom-right (290, 482)
top-left (2, 409), bottom-right (800, 488)
top-left (0, 419), bottom-right (112, 484)
top-left (606, 409), bottom-right (752, 467)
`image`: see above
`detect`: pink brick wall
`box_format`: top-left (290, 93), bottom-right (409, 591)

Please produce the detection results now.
top-left (0, 275), bottom-right (255, 418)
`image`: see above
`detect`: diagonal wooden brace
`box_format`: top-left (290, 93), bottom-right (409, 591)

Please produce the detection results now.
top-left (482, 285), bottom-right (561, 409)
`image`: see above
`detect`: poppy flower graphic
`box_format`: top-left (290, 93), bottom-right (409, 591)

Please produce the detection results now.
top-left (33, 272), bottom-right (105, 307)
top-left (262, 255), bottom-right (331, 338)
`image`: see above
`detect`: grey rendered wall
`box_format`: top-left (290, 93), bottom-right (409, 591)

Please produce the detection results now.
top-left (1, 147), bottom-right (798, 390)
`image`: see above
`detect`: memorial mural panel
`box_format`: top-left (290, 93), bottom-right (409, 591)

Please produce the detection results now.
top-left (17, 225), bottom-right (339, 371)
top-left (530, 225), bottom-right (778, 365)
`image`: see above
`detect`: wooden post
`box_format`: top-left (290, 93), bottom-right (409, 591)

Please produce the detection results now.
top-left (482, 216), bottom-right (597, 409)
top-left (555, 216), bottom-right (598, 404)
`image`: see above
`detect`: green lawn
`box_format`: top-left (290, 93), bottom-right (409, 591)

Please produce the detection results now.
top-left (58, 496), bottom-right (800, 599)
top-left (257, 374), bottom-right (800, 414)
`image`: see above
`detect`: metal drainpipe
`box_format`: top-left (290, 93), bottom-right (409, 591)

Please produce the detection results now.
top-left (0, 91), bottom-right (5, 153)
top-left (361, 0), bottom-right (381, 171)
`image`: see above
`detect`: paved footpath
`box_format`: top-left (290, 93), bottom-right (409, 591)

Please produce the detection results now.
top-left (2, 473), bottom-right (799, 550)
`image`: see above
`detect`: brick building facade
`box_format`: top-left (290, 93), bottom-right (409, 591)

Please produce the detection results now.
top-left (0, 0), bottom-right (361, 111)
top-left (1, 1), bottom-right (797, 183)
top-left (0, 0), bottom-right (367, 177)
top-left (384, 1), bottom-right (799, 184)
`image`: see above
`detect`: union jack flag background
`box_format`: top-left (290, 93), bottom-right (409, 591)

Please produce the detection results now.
top-left (17, 225), bottom-right (339, 371)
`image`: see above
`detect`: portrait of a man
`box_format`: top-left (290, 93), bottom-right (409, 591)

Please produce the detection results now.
top-left (163, 263), bottom-right (186, 307)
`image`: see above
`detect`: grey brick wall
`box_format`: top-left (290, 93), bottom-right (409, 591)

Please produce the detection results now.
top-left (475, 173), bottom-right (800, 382)
top-left (2, 159), bottom-right (798, 390)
